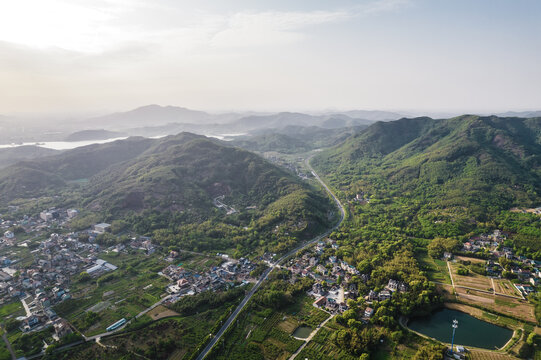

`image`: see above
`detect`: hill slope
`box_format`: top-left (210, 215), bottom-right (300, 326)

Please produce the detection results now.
top-left (0, 146), bottom-right (60, 169)
top-left (0, 133), bottom-right (334, 253)
top-left (313, 115), bottom-right (541, 226)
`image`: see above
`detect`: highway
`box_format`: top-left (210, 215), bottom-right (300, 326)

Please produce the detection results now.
top-left (195, 154), bottom-right (345, 360)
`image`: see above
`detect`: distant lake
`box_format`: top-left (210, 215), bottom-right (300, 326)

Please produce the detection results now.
top-left (0, 137), bottom-right (129, 150)
top-left (0, 133), bottom-right (246, 150)
top-left (408, 308), bottom-right (513, 350)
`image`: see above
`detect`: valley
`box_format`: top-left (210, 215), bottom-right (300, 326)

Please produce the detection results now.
top-left (0, 115), bottom-right (540, 359)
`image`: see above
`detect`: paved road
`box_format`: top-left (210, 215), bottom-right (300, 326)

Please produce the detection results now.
top-left (1, 328), bottom-right (16, 360)
top-left (194, 154), bottom-right (345, 360)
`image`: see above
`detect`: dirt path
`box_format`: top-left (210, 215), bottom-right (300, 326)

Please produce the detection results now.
top-left (447, 261), bottom-right (456, 292)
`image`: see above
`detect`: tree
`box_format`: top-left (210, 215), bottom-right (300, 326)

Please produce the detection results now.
top-left (413, 344), bottom-right (445, 359)
top-left (527, 332), bottom-right (538, 346)
top-left (427, 239), bottom-right (446, 258)
top-left (78, 271), bottom-right (91, 282)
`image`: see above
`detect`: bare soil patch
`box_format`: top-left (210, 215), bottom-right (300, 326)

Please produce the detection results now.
top-left (147, 305), bottom-right (179, 320)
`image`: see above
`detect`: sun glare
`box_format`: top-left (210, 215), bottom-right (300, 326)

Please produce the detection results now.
top-left (0, 0), bottom-right (113, 52)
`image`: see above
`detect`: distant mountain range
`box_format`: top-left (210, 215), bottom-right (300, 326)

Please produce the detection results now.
top-left (2, 106), bottom-right (541, 146)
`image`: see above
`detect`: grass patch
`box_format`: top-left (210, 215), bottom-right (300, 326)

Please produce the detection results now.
top-left (415, 251), bottom-right (451, 284)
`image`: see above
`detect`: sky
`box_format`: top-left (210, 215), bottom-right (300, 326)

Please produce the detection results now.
top-left (0, 0), bottom-right (540, 116)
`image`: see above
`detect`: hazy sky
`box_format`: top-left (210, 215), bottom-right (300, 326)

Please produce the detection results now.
top-left (0, 0), bottom-right (540, 115)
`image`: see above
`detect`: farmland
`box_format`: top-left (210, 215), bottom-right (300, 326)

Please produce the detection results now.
top-left (210, 295), bottom-right (329, 360)
top-left (54, 252), bottom-right (170, 336)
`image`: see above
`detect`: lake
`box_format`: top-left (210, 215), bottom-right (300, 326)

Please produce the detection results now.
top-left (408, 308), bottom-right (513, 350)
top-left (0, 133), bottom-right (245, 151)
top-left (292, 326), bottom-right (313, 339)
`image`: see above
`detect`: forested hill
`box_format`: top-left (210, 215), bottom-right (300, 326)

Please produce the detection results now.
top-left (0, 133), bottom-right (335, 253)
top-left (313, 115), bottom-right (541, 222)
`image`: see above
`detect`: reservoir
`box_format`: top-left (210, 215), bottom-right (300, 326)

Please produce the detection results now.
top-left (408, 308), bottom-right (513, 350)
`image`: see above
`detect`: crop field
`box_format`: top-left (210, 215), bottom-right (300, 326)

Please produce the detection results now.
top-left (178, 253), bottom-right (223, 272)
top-left (296, 327), bottom-right (357, 360)
top-left (493, 279), bottom-right (522, 297)
top-left (0, 301), bottom-right (24, 321)
top-left (59, 309), bottom-right (228, 360)
top-left (276, 316), bottom-right (299, 334)
top-left (212, 295), bottom-right (328, 360)
top-left (147, 305), bottom-right (180, 320)
top-left (450, 261), bottom-right (493, 291)
top-left (454, 287), bottom-right (536, 323)
top-left (470, 350), bottom-right (518, 360)
top-left (54, 252), bottom-right (170, 336)
top-left (456, 255), bottom-right (486, 264)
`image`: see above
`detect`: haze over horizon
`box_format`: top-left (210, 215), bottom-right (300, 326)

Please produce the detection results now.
top-left (1, 0), bottom-right (540, 116)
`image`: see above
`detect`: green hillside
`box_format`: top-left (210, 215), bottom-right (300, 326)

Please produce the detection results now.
top-left (233, 125), bottom-right (366, 154)
top-left (0, 137), bottom-right (156, 201)
top-left (313, 115), bottom-right (541, 240)
top-left (0, 133), bottom-right (334, 254)
top-left (0, 145), bottom-right (60, 169)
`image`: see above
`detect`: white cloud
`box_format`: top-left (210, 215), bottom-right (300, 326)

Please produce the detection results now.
top-left (357, 0), bottom-right (412, 15)
top-left (0, 1), bottom-right (410, 53)
top-left (209, 10), bottom-right (350, 48)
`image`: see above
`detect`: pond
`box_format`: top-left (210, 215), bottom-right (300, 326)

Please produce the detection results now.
top-left (292, 326), bottom-right (313, 339)
top-left (408, 308), bottom-right (513, 350)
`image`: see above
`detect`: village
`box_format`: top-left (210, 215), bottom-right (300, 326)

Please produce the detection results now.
top-left (0, 206), bottom-right (262, 354)
top-left (283, 238), bottom-right (408, 321)
top-left (458, 229), bottom-right (541, 297)
top-left (0, 203), bottom-right (539, 359)
top-left (160, 252), bottom-right (256, 303)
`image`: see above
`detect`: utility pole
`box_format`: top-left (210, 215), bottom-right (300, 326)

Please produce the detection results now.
top-left (450, 319), bottom-right (458, 355)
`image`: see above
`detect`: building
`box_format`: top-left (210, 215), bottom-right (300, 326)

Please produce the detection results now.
top-left (40, 211), bottom-right (54, 222)
top-left (94, 223), bottom-right (111, 234)
top-left (3, 231), bottom-right (14, 239)
top-left (53, 319), bottom-right (72, 338)
top-left (364, 307), bottom-right (374, 318)
top-left (314, 296), bottom-right (327, 308)
top-left (106, 318), bottom-right (127, 332)
top-left (67, 209), bottom-right (79, 219)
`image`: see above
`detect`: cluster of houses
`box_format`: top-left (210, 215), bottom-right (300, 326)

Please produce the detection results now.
top-left (0, 230), bottom-right (121, 336)
top-left (265, 156), bottom-right (309, 180)
top-left (459, 230), bottom-right (541, 296)
top-left (283, 239), bottom-right (360, 314)
top-left (161, 252), bottom-right (256, 300)
top-left (366, 279), bottom-right (409, 302)
top-left (40, 208), bottom-right (78, 222)
top-left (352, 191), bottom-right (371, 204)
top-left (285, 238), bottom-right (411, 318)
top-left (461, 230), bottom-right (509, 254)
top-left (0, 209), bottom-right (126, 340)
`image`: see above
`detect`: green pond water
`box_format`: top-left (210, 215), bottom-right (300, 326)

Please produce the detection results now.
top-left (292, 326), bottom-right (313, 339)
top-left (408, 308), bottom-right (513, 349)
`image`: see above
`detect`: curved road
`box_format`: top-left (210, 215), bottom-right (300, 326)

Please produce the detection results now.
top-left (195, 154), bottom-right (345, 360)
